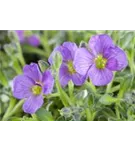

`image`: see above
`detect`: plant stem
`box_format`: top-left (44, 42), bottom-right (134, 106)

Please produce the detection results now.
top-left (68, 81), bottom-right (75, 104)
top-left (2, 97), bottom-right (16, 120)
top-left (16, 42), bottom-right (25, 66)
top-left (19, 54), bottom-right (25, 66)
top-left (130, 49), bottom-right (135, 74)
top-left (2, 100), bottom-right (24, 121)
top-left (46, 93), bottom-right (60, 99)
top-left (130, 37), bottom-right (135, 74)
top-left (117, 89), bottom-right (125, 100)
top-left (0, 69), bottom-right (8, 86)
top-left (115, 103), bottom-right (120, 120)
top-left (110, 85), bottom-right (120, 93)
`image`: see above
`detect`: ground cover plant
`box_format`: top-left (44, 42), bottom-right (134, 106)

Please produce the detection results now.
top-left (0, 30), bottom-right (135, 121)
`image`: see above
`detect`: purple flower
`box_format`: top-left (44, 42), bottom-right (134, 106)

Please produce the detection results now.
top-left (15, 30), bottom-right (40, 47)
top-left (13, 63), bottom-right (54, 114)
top-left (74, 34), bottom-right (128, 86)
top-left (49, 42), bottom-right (86, 87)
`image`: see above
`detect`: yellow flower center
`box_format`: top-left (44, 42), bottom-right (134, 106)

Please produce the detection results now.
top-left (31, 85), bottom-right (42, 95)
top-left (95, 55), bottom-right (107, 69)
top-left (67, 61), bottom-right (76, 74)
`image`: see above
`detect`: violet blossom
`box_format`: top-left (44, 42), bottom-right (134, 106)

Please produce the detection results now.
top-left (15, 30), bottom-right (40, 47)
top-left (74, 34), bottom-right (128, 86)
top-left (13, 63), bottom-right (54, 114)
top-left (49, 42), bottom-right (86, 87)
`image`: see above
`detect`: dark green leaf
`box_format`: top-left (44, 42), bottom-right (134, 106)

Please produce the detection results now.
top-left (36, 108), bottom-right (54, 121)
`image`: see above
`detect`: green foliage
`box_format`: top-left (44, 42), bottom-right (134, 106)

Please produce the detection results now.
top-left (36, 108), bottom-right (54, 121)
top-left (0, 30), bottom-right (135, 121)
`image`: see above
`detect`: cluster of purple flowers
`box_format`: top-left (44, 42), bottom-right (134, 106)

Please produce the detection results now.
top-left (13, 34), bottom-right (128, 114)
top-left (16, 30), bottom-right (40, 47)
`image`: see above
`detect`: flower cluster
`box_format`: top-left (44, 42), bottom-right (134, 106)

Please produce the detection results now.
top-left (48, 42), bottom-right (86, 87)
top-left (13, 34), bottom-right (128, 114)
top-left (16, 30), bottom-right (40, 47)
top-left (49, 34), bottom-right (128, 86)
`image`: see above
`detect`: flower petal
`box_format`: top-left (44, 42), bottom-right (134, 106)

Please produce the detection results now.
top-left (88, 64), bottom-right (113, 86)
top-left (13, 75), bottom-right (34, 99)
top-left (23, 95), bottom-right (43, 114)
top-left (89, 34), bottom-right (113, 55)
top-left (27, 35), bottom-right (40, 47)
top-left (48, 42), bottom-right (77, 65)
top-left (23, 63), bottom-right (42, 82)
top-left (42, 70), bottom-right (54, 95)
top-left (71, 73), bottom-right (86, 86)
top-left (59, 64), bottom-right (71, 87)
top-left (106, 57), bottom-right (118, 71)
top-left (74, 48), bottom-right (94, 76)
top-left (62, 42), bottom-right (78, 59)
top-left (105, 46), bottom-right (128, 71)
top-left (15, 30), bottom-right (25, 43)
top-left (60, 46), bottom-right (72, 61)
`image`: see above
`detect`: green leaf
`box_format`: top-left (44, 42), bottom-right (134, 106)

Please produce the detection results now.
top-left (12, 59), bottom-right (22, 74)
top-left (120, 32), bottom-right (134, 49)
top-left (99, 94), bottom-right (118, 105)
top-left (38, 60), bottom-right (49, 72)
top-left (52, 51), bottom-right (62, 71)
top-left (118, 74), bottom-right (134, 98)
top-left (4, 43), bottom-right (22, 74)
top-left (85, 108), bottom-right (96, 121)
top-left (0, 70), bottom-right (8, 86)
top-left (8, 30), bottom-right (19, 43)
top-left (75, 90), bottom-right (89, 107)
top-left (36, 108), bottom-right (54, 121)
top-left (56, 79), bottom-right (70, 106)
top-left (127, 105), bottom-right (135, 121)
top-left (22, 45), bottom-right (48, 57)
top-left (75, 90), bottom-right (88, 100)
top-left (96, 107), bottom-right (117, 121)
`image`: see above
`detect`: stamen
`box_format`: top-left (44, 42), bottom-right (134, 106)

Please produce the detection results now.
top-left (95, 55), bottom-right (107, 69)
top-left (67, 61), bottom-right (76, 74)
top-left (31, 85), bottom-right (42, 95)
